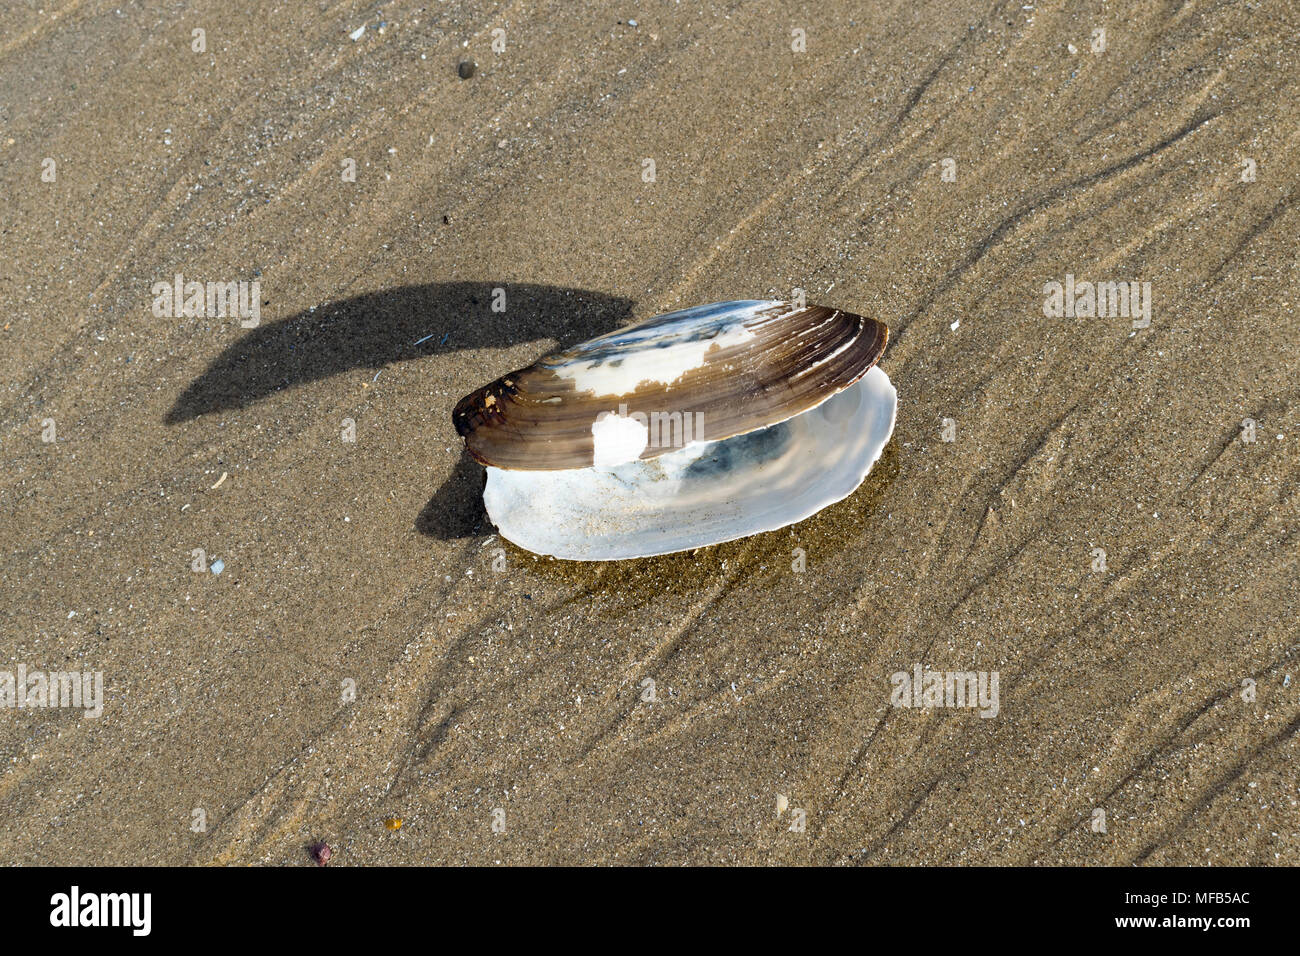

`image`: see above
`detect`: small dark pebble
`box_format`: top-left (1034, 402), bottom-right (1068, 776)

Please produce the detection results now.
top-left (457, 60), bottom-right (476, 79)
top-left (309, 841), bottom-right (332, 865)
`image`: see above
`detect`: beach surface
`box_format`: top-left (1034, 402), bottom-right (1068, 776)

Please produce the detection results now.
top-left (1, 0), bottom-right (1298, 864)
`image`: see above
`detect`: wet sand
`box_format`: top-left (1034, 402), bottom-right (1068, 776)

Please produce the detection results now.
top-left (1, 0), bottom-right (1297, 864)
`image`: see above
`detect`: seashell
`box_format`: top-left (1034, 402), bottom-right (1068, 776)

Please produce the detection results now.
top-left (452, 300), bottom-right (895, 560)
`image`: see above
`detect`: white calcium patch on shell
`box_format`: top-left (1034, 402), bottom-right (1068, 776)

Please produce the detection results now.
top-left (553, 317), bottom-right (757, 397)
top-left (591, 411), bottom-right (650, 467)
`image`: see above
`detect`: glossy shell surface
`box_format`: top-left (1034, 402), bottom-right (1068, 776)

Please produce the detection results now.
top-left (453, 300), bottom-right (888, 471)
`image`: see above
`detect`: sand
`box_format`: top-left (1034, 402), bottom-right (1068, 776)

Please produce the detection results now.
top-left (1, 0), bottom-right (1297, 865)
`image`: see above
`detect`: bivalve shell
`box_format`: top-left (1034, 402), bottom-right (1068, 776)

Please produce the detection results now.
top-left (451, 299), bottom-right (896, 560)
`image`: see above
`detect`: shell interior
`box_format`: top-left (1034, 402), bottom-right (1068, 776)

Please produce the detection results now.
top-left (483, 365), bottom-right (897, 560)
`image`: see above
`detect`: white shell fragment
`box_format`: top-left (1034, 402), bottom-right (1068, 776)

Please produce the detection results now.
top-left (590, 411), bottom-right (649, 467)
top-left (483, 366), bottom-right (896, 560)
